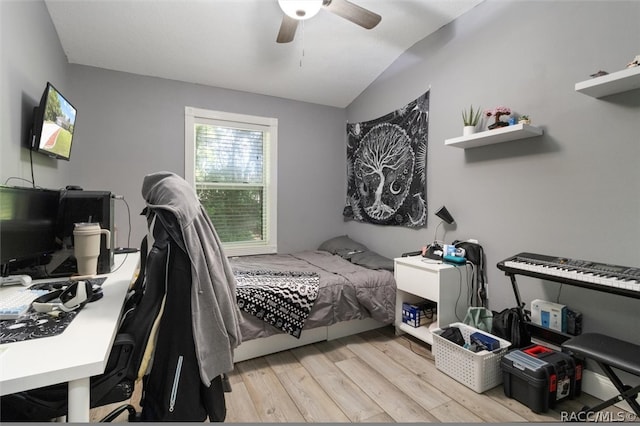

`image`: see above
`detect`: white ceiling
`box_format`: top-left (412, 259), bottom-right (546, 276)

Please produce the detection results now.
top-left (44, 0), bottom-right (483, 108)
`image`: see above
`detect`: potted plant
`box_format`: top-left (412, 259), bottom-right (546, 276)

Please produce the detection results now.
top-left (518, 115), bottom-right (531, 125)
top-left (462, 105), bottom-right (482, 136)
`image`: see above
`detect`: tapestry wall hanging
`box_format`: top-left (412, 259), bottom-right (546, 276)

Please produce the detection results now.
top-left (344, 91), bottom-right (429, 227)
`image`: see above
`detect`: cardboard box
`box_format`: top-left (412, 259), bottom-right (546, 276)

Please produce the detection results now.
top-left (531, 299), bottom-right (567, 333)
top-left (401, 302), bottom-right (434, 327)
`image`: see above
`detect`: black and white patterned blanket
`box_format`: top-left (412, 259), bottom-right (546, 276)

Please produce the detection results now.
top-left (235, 270), bottom-right (319, 338)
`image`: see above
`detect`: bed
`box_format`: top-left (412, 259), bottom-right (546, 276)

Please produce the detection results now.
top-left (229, 235), bottom-right (396, 362)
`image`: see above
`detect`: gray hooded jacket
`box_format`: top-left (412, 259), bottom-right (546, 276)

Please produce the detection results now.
top-left (142, 171), bottom-right (242, 385)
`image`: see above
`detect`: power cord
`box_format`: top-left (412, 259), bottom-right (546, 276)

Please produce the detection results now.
top-left (420, 302), bottom-right (437, 320)
top-left (109, 253), bottom-right (129, 274)
top-left (29, 148), bottom-right (36, 188)
top-left (556, 283), bottom-right (564, 304)
top-left (452, 263), bottom-right (464, 322)
top-left (113, 195), bottom-right (132, 248)
top-left (3, 177), bottom-right (37, 187)
top-left (5, 142), bottom-right (39, 188)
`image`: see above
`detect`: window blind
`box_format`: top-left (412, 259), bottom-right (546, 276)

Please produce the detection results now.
top-left (194, 124), bottom-right (266, 244)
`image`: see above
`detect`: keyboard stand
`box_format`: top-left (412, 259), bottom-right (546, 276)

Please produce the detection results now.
top-left (562, 333), bottom-right (640, 416)
top-left (503, 271), bottom-right (574, 346)
top-left (498, 253), bottom-right (640, 346)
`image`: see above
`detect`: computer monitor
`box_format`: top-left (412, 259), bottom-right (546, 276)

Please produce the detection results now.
top-left (55, 190), bottom-right (114, 275)
top-left (0, 185), bottom-right (60, 276)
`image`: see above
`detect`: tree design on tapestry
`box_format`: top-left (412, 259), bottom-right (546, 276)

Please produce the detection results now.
top-left (345, 91), bottom-right (429, 227)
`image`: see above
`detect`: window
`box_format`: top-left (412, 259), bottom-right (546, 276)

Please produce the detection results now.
top-left (185, 107), bottom-right (277, 256)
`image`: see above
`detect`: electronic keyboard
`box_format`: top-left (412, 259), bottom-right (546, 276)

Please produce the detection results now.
top-left (497, 252), bottom-right (640, 299)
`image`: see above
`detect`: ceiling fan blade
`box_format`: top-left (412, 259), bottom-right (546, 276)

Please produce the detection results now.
top-left (276, 14), bottom-right (299, 43)
top-left (323, 0), bottom-right (381, 29)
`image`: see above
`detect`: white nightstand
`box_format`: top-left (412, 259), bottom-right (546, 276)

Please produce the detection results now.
top-left (394, 256), bottom-right (471, 345)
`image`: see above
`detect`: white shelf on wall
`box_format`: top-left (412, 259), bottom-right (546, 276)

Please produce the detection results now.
top-left (575, 66), bottom-right (640, 98)
top-left (444, 123), bottom-right (543, 149)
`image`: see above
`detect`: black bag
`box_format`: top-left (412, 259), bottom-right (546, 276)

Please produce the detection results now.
top-left (491, 307), bottom-right (531, 348)
top-left (439, 326), bottom-right (465, 347)
top-left (453, 240), bottom-right (487, 306)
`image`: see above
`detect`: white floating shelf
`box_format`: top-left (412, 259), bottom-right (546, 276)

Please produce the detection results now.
top-left (445, 123), bottom-right (543, 149)
top-left (575, 66), bottom-right (640, 98)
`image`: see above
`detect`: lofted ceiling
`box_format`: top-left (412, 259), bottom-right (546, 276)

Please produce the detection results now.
top-left (44, 0), bottom-right (483, 108)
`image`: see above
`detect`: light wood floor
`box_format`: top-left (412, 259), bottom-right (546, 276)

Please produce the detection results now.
top-left (91, 326), bottom-right (630, 423)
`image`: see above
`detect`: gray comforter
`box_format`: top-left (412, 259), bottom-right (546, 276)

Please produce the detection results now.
top-left (229, 250), bottom-right (396, 341)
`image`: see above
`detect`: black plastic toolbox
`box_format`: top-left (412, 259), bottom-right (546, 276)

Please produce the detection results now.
top-left (526, 344), bottom-right (583, 397)
top-left (501, 345), bottom-right (582, 413)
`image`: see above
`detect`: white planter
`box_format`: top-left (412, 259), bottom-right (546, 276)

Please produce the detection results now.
top-left (463, 126), bottom-right (476, 136)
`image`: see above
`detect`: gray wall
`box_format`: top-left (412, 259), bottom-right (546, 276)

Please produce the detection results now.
top-left (1, 0), bottom-right (71, 188)
top-left (65, 65), bottom-right (348, 252)
top-left (1, 1), bottom-right (348, 254)
top-left (346, 1), bottom-right (640, 344)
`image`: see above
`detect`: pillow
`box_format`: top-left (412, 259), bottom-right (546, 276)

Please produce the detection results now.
top-left (349, 250), bottom-right (394, 271)
top-left (318, 235), bottom-right (368, 255)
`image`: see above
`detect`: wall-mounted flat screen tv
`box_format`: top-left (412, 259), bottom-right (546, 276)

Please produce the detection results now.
top-left (30, 82), bottom-right (77, 161)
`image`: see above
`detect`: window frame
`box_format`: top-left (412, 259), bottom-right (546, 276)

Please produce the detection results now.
top-left (185, 106), bottom-right (277, 256)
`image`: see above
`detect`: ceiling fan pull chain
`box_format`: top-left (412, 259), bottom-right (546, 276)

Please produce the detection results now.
top-left (300, 20), bottom-right (305, 67)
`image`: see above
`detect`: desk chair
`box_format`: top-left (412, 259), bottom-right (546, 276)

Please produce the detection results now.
top-left (0, 237), bottom-right (164, 422)
top-left (134, 207), bottom-right (228, 422)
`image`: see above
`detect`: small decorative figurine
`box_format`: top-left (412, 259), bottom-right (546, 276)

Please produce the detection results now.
top-left (485, 106), bottom-right (511, 130)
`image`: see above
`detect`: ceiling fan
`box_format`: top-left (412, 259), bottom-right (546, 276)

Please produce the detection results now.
top-left (276, 0), bottom-right (382, 43)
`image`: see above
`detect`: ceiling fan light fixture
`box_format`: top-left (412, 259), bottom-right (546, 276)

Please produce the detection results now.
top-left (278, 0), bottom-right (323, 20)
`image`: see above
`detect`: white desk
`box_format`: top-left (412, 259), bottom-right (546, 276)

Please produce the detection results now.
top-left (0, 253), bottom-right (140, 422)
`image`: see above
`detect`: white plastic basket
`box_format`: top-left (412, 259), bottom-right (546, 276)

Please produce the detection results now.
top-left (432, 322), bottom-right (511, 393)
